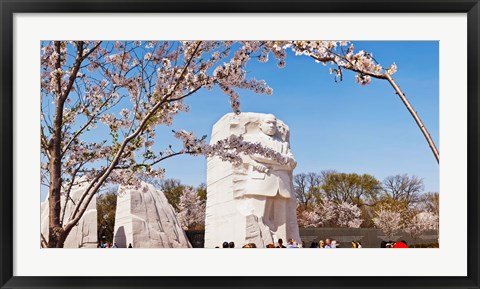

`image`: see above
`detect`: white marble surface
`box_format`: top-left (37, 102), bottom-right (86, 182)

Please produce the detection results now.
top-left (40, 181), bottom-right (97, 248)
top-left (113, 181), bottom-right (192, 248)
top-left (205, 112), bottom-right (301, 248)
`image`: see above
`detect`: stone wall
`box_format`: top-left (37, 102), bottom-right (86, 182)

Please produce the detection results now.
top-left (300, 228), bottom-right (438, 248)
top-left (187, 228), bottom-right (439, 248)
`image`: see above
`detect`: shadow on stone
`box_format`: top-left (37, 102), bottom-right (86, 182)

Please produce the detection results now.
top-left (114, 226), bottom-right (127, 248)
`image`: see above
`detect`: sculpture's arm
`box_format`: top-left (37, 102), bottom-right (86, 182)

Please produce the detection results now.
top-left (241, 135), bottom-right (295, 171)
top-left (241, 154), bottom-right (271, 173)
top-left (249, 153), bottom-right (283, 165)
top-left (246, 147), bottom-right (296, 172)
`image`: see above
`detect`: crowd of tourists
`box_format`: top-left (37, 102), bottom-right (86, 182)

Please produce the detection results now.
top-left (217, 238), bottom-right (410, 248)
top-left (98, 239), bottom-right (409, 248)
top-left (216, 238), bottom-right (361, 248)
top-left (97, 242), bottom-right (133, 248)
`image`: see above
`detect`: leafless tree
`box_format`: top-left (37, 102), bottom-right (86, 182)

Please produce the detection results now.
top-left (293, 172), bottom-right (322, 207)
top-left (382, 174), bottom-right (424, 207)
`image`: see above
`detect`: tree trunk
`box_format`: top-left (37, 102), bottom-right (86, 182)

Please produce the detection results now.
top-left (45, 41), bottom-right (101, 247)
top-left (47, 160), bottom-right (63, 247)
top-left (47, 41), bottom-right (67, 248)
top-left (384, 73), bottom-right (440, 163)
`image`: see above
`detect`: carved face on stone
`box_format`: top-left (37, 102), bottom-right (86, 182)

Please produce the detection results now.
top-left (259, 115), bottom-right (277, 136)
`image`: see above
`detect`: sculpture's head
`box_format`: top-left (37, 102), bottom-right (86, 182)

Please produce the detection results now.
top-left (259, 114), bottom-right (277, 136)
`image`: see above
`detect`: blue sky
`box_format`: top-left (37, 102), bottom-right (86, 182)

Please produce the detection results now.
top-left (156, 41), bottom-right (439, 193)
top-left (41, 41), bottom-right (439, 200)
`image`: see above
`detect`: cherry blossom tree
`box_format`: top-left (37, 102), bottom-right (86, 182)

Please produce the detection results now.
top-left (297, 199), bottom-right (362, 228)
top-left (372, 209), bottom-right (403, 240)
top-left (404, 211), bottom-right (438, 246)
top-left (41, 40), bottom-right (435, 247)
top-left (297, 201), bottom-right (335, 228)
top-left (176, 186), bottom-right (205, 230)
top-left (297, 209), bottom-right (321, 228)
top-left (336, 202), bottom-right (363, 228)
top-left (41, 41), bottom-right (283, 247)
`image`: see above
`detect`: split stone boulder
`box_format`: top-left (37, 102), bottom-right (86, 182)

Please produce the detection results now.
top-left (113, 181), bottom-right (192, 248)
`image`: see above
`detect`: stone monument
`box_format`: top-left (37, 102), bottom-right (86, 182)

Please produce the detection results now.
top-left (40, 180), bottom-right (97, 248)
top-left (204, 112), bottom-right (301, 248)
top-left (113, 181), bottom-right (192, 248)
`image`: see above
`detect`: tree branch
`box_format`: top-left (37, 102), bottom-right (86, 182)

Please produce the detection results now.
top-left (295, 43), bottom-right (439, 163)
top-left (384, 73), bottom-right (439, 163)
top-left (64, 41), bottom-right (203, 233)
top-left (61, 92), bottom-right (116, 157)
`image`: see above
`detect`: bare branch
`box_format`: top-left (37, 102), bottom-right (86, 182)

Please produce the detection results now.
top-left (384, 73), bottom-right (439, 163)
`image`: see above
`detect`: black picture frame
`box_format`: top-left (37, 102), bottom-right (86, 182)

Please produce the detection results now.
top-left (1, 0), bottom-right (479, 288)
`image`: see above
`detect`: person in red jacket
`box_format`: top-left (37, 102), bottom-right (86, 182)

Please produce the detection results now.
top-left (393, 240), bottom-right (409, 248)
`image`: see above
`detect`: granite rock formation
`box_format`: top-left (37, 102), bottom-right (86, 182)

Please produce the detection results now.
top-left (113, 181), bottom-right (192, 248)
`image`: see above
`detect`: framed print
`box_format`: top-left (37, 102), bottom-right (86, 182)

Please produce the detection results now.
top-left (1, 0), bottom-right (479, 288)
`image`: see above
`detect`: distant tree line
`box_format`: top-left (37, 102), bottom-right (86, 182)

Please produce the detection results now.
top-left (294, 171), bottom-right (439, 244)
top-left (96, 172), bottom-right (438, 246)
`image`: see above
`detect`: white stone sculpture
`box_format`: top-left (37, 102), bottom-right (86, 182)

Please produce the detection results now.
top-left (40, 179), bottom-right (97, 248)
top-left (113, 181), bottom-right (192, 248)
top-left (205, 112), bottom-right (301, 248)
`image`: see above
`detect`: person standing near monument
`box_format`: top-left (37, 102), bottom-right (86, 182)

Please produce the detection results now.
top-left (242, 114), bottom-right (301, 247)
top-left (276, 238), bottom-right (286, 248)
top-left (324, 238), bottom-right (333, 248)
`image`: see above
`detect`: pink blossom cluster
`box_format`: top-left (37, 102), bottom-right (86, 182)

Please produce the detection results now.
top-left (297, 200), bottom-right (362, 228)
top-left (211, 42), bottom-right (275, 113)
top-left (173, 131), bottom-right (290, 166)
top-left (105, 51), bottom-right (131, 72)
top-left (99, 113), bottom-right (131, 132)
top-left (336, 202), bottom-right (363, 228)
top-left (404, 211), bottom-right (439, 238)
top-left (297, 210), bottom-right (322, 228)
top-left (372, 209), bottom-right (403, 239)
top-left (176, 186), bottom-right (205, 230)
top-left (261, 41), bottom-right (397, 86)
